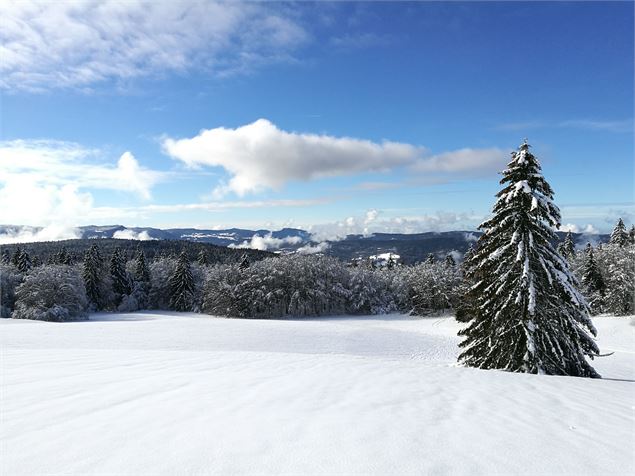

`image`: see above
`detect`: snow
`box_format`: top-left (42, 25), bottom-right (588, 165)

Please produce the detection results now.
top-left (1, 312), bottom-right (633, 475)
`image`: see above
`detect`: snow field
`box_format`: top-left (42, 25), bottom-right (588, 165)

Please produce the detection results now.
top-left (1, 313), bottom-right (633, 475)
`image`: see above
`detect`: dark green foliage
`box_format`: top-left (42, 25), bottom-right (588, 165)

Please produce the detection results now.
top-left (134, 248), bottom-right (150, 282)
top-left (10, 247), bottom-right (21, 267)
top-left (444, 254), bottom-right (456, 267)
top-left (239, 253), bottom-right (250, 269)
top-left (629, 225), bottom-right (635, 245)
top-left (580, 244), bottom-right (605, 314)
top-left (197, 249), bottom-right (209, 266)
top-left (559, 232), bottom-right (576, 260)
top-left (0, 238), bottom-right (271, 269)
top-left (56, 247), bottom-right (73, 265)
top-left (82, 244), bottom-right (110, 310)
top-left (169, 251), bottom-right (195, 311)
top-left (14, 248), bottom-right (31, 273)
top-left (458, 141), bottom-right (599, 378)
top-left (581, 244), bottom-right (605, 294)
top-left (610, 218), bottom-right (629, 247)
top-left (110, 248), bottom-right (131, 297)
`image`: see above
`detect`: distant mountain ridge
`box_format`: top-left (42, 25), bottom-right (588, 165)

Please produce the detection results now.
top-left (0, 224), bottom-right (608, 264)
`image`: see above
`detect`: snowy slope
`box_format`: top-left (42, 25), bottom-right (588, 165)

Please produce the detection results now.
top-left (1, 313), bottom-right (633, 475)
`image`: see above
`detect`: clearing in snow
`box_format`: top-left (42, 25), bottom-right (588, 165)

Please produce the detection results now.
top-left (1, 312), bottom-right (633, 475)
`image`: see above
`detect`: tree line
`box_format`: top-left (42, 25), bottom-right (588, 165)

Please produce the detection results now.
top-left (1, 219), bottom-right (631, 322)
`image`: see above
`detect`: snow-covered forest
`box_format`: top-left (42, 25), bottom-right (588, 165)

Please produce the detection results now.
top-left (1, 218), bottom-right (632, 322)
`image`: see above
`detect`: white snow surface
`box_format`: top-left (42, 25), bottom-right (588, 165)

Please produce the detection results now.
top-left (1, 312), bottom-right (633, 475)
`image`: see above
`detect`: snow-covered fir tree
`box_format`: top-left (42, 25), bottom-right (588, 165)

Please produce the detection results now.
top-left (629, 225), bottom-right (635, 245)
top-left (197, 250), bottom-right (209, 266)
top-left (110, 248), bottom-right (131, 298)
top-left (239, 253), bottom-right (250, 269)
top-left (580, 243), bottom-right (605, 314)
top-left (458, 140), bottom-right (600, 377)
top-left (425, 253), bottom-right (435, 264)
top-left (134, 248), bottom-right (150, 282)
top-left (559, 231), bottom-right (576, 261)
top-left (169, 251), bottom-right (195, 311)
top-left (444, 254), bottom-right (456, 267)
top-left (610, 218), bottom-right (629, 247)
top-left (1, 249), bottom-right (11, 264)
top-left (15, 249), bottom-right (31, 273)
top-left (602, 244), bottom-right (635, 316)
top-left (82, 243), bottom-right (111, 310)
top-left (10, 247), bottom-right (21, 267)
top-left (56, 247), bottom-right (73, 265)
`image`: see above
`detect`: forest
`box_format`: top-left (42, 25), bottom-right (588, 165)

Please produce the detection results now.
top-left (1, 219), bottom-right (633, 322)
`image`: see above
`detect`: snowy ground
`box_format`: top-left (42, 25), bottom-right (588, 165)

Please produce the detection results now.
top-left (1, 312), bottom-right (633, 475)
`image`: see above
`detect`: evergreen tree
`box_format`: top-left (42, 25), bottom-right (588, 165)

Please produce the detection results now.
top-left (610, 218), bottom-right (628, 247)
top-left (169, 251), bottom-right (195, 311)
top-left (15, 249), bottom-right (31, 273)
top-left (444, 254), bottom-right (456, 267)
top-left (629, 225), bottom-right (635, 245)
top-left (239, 253), bottom-right (250, 270)
top-left (56, 247), bottom-right (73, 265)
top-left (134, 248), bottom-right (150, 282)
top-left (580, 244), bottom-right (605, 314)
top-left (197, 249), bottom-right (209, 266)
top-left (1, 249), bottom-right (10, 264)
top-left (425, 253), bottom-right (435, 265)
top-left (458, 140), bottom-right (599, 377)
top-left (560, 231), bottom-right (576, 260)
top-left (11, 247), bottom-right (21, 267)
top-left (83, 244), bottom-right (105, 308)
top-left (110, 248), bottom-right (131, 297)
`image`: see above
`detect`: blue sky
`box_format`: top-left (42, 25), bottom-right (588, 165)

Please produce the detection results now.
top-left (1, 1), bottom-right (633, 240)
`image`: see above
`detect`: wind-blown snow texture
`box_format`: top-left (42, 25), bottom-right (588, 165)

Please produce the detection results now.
top-left (1, 313), bottom-right (633, 475)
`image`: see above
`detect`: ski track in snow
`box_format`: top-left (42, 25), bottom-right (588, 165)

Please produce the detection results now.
top-left (1, 312), bottom-right (633, 475)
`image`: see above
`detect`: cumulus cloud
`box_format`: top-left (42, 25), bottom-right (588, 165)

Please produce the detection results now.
top-left (228, 233), bottom-right (303, 251)
top-left (0, 1), bottom-right (308, 92)
top-left (0, 140), bottom-right (163, 199)
top-left (163, 119), bottom-right (422, 197)
top-left (0, 140), bottom-right (165, 240)
top-left (113, 229), bottom-right (157, 241)
top-left (164, 120), bottom-right (509, 197)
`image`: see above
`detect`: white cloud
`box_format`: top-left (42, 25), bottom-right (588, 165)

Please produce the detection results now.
top-left (0, 140), bottom-right (165, 235)
top-left (463, 232), bottom-right (479, 243)
top-left (308, 209), bottom-right (479, 242)
top-left (296, 242), bottom-right (331, 255)
top-left (164, 120), bottom-right (509, 197)
top-left (113, 229), bottom-right (157, 241)
top-left (0, 224), bottom-right (82, 245)
top-left (163, 119), bottom-right (422, 197)
top-left (0, 140), bottom-right (163, 199)
top-left (559, 223), bottom-right (580, 233)
top-left (228, 233), bottom-right (303, 251)
top-left (411, 148), bottom-right (508, 175)
top-left (0, 1), bottom-right (308, 92)
top-left (582, 224), bottom-right (600, 235)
